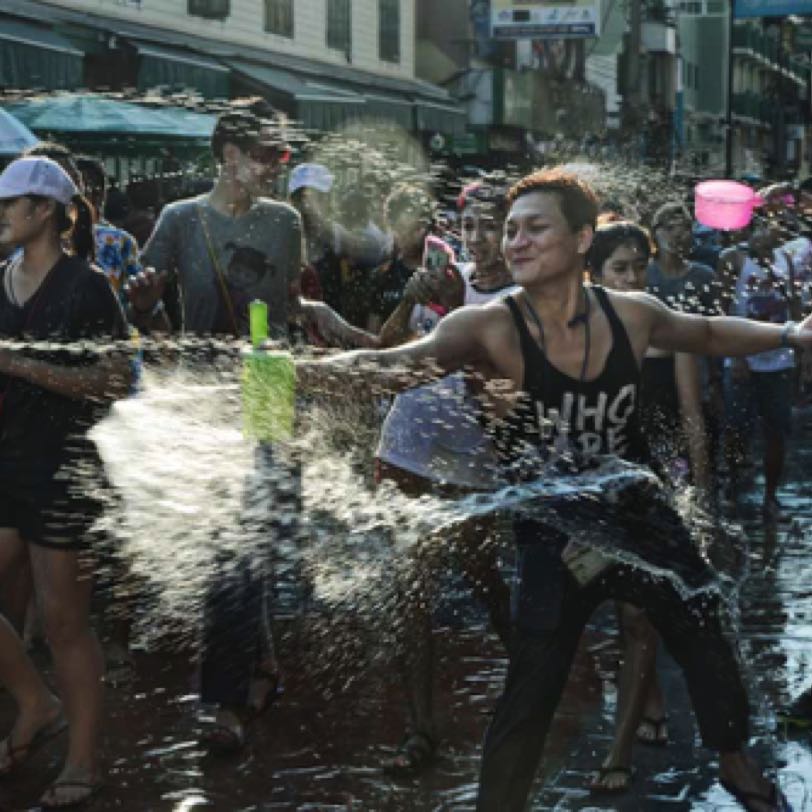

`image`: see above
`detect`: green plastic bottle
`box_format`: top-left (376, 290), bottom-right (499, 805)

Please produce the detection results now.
top-left (242, 300), bottom-right (294, 441)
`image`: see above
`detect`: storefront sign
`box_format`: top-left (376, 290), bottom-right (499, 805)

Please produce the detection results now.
top-left (491, 0), bottom-right (600, 40)
top-left (735, 0), bottom-right (812, 18)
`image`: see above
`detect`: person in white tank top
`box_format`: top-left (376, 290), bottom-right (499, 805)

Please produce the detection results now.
top-left (375, 177), bottom-right (519, 777)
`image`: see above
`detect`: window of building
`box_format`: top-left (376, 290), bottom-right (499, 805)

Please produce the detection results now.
top-left (327, 0), bottom-right (352, 54)
top-left (265, 0), bottom-right (294, 38)
top-left (379, 0), bottom-right (400, 63)
top-left (188, 0), bottom-right (230, 20)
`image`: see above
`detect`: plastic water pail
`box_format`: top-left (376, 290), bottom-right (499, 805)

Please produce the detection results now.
top-left (695, 180), bottom-right (759, 231)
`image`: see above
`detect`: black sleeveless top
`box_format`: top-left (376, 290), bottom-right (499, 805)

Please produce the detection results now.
top-left (495, 286), bottom-right (647, 478)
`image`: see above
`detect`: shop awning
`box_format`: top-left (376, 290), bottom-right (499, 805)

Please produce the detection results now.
top-left (4, 94), bottom-right (215, 139)
top-left (133, 41), bottom-right (230, 99)
top-left (230, 60), bottom-right (365, 131)
top-left (0, 18), bottom-right (83, 90)
top-left (362, 92), bottom-right (414, 130)
top-left (414, 101), bottom-right (467, 136)
top-left (0, 108), bottom-right (38, 155)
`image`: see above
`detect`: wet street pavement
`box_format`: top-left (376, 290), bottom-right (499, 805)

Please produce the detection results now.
top-left (3, 410), bottom-right (812, 810)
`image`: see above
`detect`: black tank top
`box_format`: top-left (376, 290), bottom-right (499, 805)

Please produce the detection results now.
top-left (496, 286), bottom-right (646, 475)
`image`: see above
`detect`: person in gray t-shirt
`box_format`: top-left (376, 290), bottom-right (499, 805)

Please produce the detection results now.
top-left (133, 109), bottom-right (302, 338)
top-left (646, 203), bottom-right (721, 317)
top-left (131, 108), bottom-right (303, 754)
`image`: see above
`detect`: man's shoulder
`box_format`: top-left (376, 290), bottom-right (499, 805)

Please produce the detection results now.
top-left (158, 195), bottom-right (207, 221)
top-left (252, 197), bottom-right (301, 224)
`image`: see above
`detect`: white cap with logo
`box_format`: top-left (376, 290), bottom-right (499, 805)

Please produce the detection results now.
top-left (288, 163), bottom-right (334, 196)
top-left (0, 156), bottom-right (78, 205)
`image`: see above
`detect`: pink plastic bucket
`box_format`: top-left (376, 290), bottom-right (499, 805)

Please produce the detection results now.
top-left (694, 180), bottom-right (760, 231)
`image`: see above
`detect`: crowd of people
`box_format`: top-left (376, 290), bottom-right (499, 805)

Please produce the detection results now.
top-left (0, 98), bottom-right (810, 810)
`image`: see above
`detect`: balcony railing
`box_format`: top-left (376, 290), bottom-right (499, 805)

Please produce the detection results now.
top-left (732, 25), bottom-right (781, 66)
top-left (731, 91), bottom-right (784, 125)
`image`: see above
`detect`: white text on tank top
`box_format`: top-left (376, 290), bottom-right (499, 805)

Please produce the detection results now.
top-left (534, 384), bottom-right (637, 458)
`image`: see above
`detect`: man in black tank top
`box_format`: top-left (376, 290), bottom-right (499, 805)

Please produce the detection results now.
top-left (298, 168), bottom-right (812, 811)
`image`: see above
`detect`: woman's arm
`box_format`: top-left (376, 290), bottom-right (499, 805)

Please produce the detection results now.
top-left (0, 347), bottom-right (132, 402)
top-left (377, 296), bottom-right (418, 348)
top-left (297, 298), bottom-right (379, 349)
top-left (674, 352), bottom-right (711, 494)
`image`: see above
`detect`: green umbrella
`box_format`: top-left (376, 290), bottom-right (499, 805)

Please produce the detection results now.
top-left (3, 94), bottom-right (215, 139)
top-left (0, 108), bottom-right (38, 156)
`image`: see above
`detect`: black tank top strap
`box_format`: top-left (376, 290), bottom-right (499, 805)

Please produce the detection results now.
top-left (591, 285), bottom-right (637, 365)
top-left (504, 295), bottom-right (540, 373)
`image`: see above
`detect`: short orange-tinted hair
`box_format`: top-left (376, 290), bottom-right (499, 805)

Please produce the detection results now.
top-left (506, 168), bottom-right (599, 233)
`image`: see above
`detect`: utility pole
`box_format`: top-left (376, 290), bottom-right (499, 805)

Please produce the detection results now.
top-left (725, 0), bottom-right (735, 177)
top-left (774, 18), bottom-right (786, 177)
top-left (621, 0), bottom-right (647, 156)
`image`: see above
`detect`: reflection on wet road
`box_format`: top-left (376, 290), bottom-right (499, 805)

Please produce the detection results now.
top-left (3, 411), bottom-right (812, 810)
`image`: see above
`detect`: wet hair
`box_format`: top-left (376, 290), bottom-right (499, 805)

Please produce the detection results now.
top-left (27, 193), bottom-right (96, 262)
top-left (650, 201), bottom-right (691, 233)
top-left (384, 183), bottom-right (434, 227)
top-left (506, 168), bottom-right (599, 233)
top-left (457, 174), bottom-right (509, 218)
top-left (22, 141), bottom-right (83, 189)
top-left (211, 110), bottom-right (265, 162)
top-left (76, 155), bottom-right (107, 198)
top-left (211, 107), bottom-right (289, 163)
top-left (587, 221), bottom-right (652, 278)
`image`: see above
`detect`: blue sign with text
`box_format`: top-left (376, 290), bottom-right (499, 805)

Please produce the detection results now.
top-left (735, 0), bottom-right (812, 18)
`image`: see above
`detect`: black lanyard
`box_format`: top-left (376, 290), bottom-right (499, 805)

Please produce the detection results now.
top-left (522, 286), bottom-right (592, 385)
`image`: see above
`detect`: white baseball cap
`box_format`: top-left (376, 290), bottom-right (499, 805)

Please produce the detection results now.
top-left (288, 163), bottom-right (334, 196)
top-left (0, 156), bottom-right (78, 205)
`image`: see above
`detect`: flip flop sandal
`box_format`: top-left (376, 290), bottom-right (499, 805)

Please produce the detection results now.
top-left (636, 715), bottom-right (668, 747)
top-left (381, 731), bottom-right (435, 778)
top-left (199, 718), bottom-right (246, 756)
top-left (40, 778), bottom-right (103, 809)
top-left (720, 779), bottom-right (793, 812)
top-left (589, 765), bottom-right (634, 795)
top-left (0, 714), bottom-right (68, 776)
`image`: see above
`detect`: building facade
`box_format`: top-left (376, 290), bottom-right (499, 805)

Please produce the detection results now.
top-left (678, 1), bottom-right (809, 178)
top-left (415, 0), bottom-right (606, 165)
top-left (0, 0), bottom-right (465, 138)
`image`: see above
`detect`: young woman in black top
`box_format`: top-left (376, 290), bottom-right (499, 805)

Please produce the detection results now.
top-left (585, 220), bottom-right (711, 794)
top-left (0, 157), bottom-right (131, 808)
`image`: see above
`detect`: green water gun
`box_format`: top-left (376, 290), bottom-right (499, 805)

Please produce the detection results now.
top-left (241, 300), bottom-right (295, 442)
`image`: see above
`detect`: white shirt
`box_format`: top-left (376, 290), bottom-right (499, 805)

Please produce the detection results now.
top-left (376, 263), bottom-right (519, 489)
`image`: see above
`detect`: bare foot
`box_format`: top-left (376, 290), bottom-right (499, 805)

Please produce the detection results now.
top-left (719, 753), bottom-right (781, 812)
top-left (636, 715), bottom-right (668, 745)
top-left (589, 764), bottom-right (633, 793)
top-left (0, 694), bottom-right (63, 774)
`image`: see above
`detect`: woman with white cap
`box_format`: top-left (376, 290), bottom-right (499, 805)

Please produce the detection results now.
top-left (0, 156), bottom-right (131, 807)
